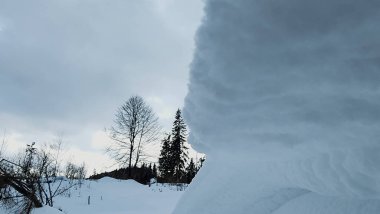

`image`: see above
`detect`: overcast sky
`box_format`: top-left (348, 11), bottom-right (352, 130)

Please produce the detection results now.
top-left (0, 0), bottom-right (204, 172)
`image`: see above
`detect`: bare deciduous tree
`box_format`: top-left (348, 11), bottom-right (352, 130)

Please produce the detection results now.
top-left (0, 141), bottom-right (85, 213)
top-left (65, 162), bottom-right (86, 187)
top-left (106, 96), bottom-right (161, 175)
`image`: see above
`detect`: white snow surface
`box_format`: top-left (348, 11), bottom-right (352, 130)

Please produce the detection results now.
top-left (56, 178), bottom-right (183, 214)
top-left (32, 206), bottom-right (62, 214)
top-left (1, 177), bottom-right (184, 214)
top-left (175, 0), bottom-right (380, 213)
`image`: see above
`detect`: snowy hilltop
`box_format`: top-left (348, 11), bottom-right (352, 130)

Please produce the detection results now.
top-left (175, 0), bottom-right (380, 213)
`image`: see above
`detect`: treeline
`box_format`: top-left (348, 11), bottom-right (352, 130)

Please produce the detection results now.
top-left (95, 98), bottom-right (205, 184)
top-left (89, 163), bottom-right (158, 185)
top-left (88, 157), bottom-right (204, 185)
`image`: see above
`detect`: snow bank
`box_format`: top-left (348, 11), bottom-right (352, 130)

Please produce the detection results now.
top-left (0, 178), bottom-right (183, 214)
top-left (32, 206), bottom-right (62, 214)
top-left (53, 179), bottom-right (183, 214)
top-left (175, 0), bottom-right (380, 213)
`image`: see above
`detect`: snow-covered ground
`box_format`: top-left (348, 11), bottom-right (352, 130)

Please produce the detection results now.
top-left (51, 178), bottom-right (184, 214)
top-left (1, 177), bottom-right (185, 214)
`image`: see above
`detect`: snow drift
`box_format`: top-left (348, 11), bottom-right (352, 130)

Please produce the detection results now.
top-left (25, 177), bottom-right (183, 214)
top-left (175, 0), bottom-right (380, 213)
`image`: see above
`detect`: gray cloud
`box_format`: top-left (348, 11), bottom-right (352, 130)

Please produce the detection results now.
top-left (0, 0), bottom-right (203, 138)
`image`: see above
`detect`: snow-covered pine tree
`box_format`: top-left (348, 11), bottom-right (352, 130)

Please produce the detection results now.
top-left (170, 109), bottom-right (188, 182)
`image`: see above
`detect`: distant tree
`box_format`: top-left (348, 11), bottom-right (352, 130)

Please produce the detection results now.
top-left (0, 130), bottom-right (7, 159)
top-left (170, 109), bottom-right (189, 182)
top-left (107, 96), bottom-right (161, 176)
top-left (65, 162), bottom-right (86, 187)
top-left (158, 134), bottom-right (172, 180)
top-left (185, 158), bottom-right (197, 183)
top-left (158, 109), bottom-right (190, 183)
top-left (65, 162), bottom-right (77, 180)
top-left (88, 164), bottom-right (155, 185)
top-left (198, 157), bottom-right (206, 169)
top-left (148, 163), bottom-right (152, 174)
top-left (152, 163), bottom-right (157, 178)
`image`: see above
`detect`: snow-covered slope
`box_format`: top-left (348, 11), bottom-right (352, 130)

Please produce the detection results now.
top-left (1, 178), bottom-right (183, 214)
top-left (175, 0), bottom-right (380, 213)
top-left (55, 178), bottom-right (183, 214)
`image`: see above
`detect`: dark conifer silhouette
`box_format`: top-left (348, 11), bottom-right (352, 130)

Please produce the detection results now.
top-left (170, 109), bottom-right (189, 182)
top-left (158, 134), bottom-right (172, 180)
top-left (152, 163), bottom-right (157, 178)
top-left (158, 109), bottom-right (190, 183)
top-left (185, 158), bottom-right (197, 183)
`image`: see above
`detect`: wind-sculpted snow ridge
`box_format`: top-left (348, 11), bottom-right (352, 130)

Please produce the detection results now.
top-left (175, 0), bottom-right (380, 213)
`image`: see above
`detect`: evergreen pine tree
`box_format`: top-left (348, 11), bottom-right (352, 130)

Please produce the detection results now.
top-left (170, 109), bottom-right (188, 182)
top-left (148, 163), bottom-right (152, 173)
top-left (152, 163), bottom-right (157, 178)
top-left (158, 134), bottom-right (172, 180)
top-left (186, 158), bottom-right (197, 183)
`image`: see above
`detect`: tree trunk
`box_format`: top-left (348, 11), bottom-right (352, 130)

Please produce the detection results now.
top-left (128, 144), bottom-right (133, 177)
top-left (5, 178), bottom-right (43, 208)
